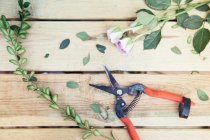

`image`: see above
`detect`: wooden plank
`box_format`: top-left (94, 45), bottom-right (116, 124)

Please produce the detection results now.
top-left (0, 0), bottom-right (207, 20)
top-left (0, 21), bottom-right (210, 72)
top-left (1, 128), bottom-right (210, 140)
top-left (0, 74), bottom-right (209, 127)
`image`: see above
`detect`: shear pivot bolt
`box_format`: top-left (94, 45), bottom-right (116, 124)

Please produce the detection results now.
top-left (117, 89), bottom-right (123, 95)
top-left (121, 103), bottom-right (125, 106)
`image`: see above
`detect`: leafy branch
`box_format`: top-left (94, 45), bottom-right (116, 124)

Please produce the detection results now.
top-left (0, 0), bottom-right (113, 139)
top-left (107, 0), bottom-right (210, 54)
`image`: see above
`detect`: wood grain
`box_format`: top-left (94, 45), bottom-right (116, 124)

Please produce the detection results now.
top-left (0, 21), bottom-right (209, 72)
top-left (0, 74), bottom-right (209, 127)
top-left (1, 128), bottom-right (210, 140)
top-left (0, 0), bottom-right (207, 20)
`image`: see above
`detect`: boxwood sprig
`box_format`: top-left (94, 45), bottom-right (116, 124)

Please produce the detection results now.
top-left (0, 0), bottom-right (113, 140)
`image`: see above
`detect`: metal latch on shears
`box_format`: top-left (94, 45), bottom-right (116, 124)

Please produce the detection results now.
top-left (89, 66), bottom-right (195, 140)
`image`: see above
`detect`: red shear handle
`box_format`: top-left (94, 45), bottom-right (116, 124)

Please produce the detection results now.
top-left (120, 117), bottom-right (140, 140)
top-left (145, 87), bottom-right (195, 106)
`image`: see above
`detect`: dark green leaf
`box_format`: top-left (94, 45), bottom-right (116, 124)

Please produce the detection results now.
top-left (193, 28), bottom-right (210, 53)
top-left (18, 0), bottom-right (23, 9)
top-left (66, 81), bottom-right (79, 88)
top-left (207, 13), bottom-right (210, 24)
top-left (83, 53), bottom-right (90, 65)
top-left (59, 39), bottom-right (70, 49)
top-left (90, 103), bottom-right (101, 113)
top-left (185, 0), bottom-right (192, 3)
top-left (23, 2), bottom-right (30, 8)
top-left (176, 9), bottom-right (189, 28)
top-left (76, 32), bottom-right (91, 41)
top-left (144, 29), bottom-right (161, 50)
top-left (145, 0), bottom-right (171, 10)
top-left (196, 4), bottom-right (209, 12)
top-left (28, 76), bottom-right (37, 82)
top-left (197, 89), bottom-right (209, 101)
top-left (44, 53), bottom-right (50, 58)
top-left (183, 15), bottom-right (203, 30)
top-left (7, 46), bottom-right (16, 55)
top-left (171, 46), bottom-right (182, 55)
top-left (96, 44), bottom-right (106, 54)
top-left (136, 9), bottom-right (154, 15)
top-left (10, 25), bottom-right (20, 34)
top-left (173, 0), bottom-right (181, 5)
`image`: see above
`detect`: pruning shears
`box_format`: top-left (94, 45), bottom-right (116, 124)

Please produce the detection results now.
top-left (89, 66), bottom-right (195, 140)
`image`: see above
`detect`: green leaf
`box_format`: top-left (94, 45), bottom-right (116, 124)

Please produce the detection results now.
top-left (207, 13), bottom-right (210, 24)
top-left (83, 53), bottom-right (90, 65)
top-left (66, 106), bottom-right (71, 115)
top-left (136, 9), bottom-right (154, 15)
top-left (28, 76), bottom-right (37, 82)
top-left (27, 85), bottom-right (36, 91)
top-left (93, 129), bottom-right (101, 136)
top-left (59, 39), bottom-right (70, 49)
top-left (52, 94), bottom-right (58, 103)
top-left (145, 0), bottom-right (171, 10)
top-left (196, 4), bottom-right (209, 12)
top-left (197, 89), bottom-right (209, 101)
top-left (49, 104), bottom-right (59, 110)
top-left (137, 11), bottom-right (158, 29)
top-left (19, 58), bottom-right (27, 65)
top-left (18, 0), bottom-right (23, 9)
top-left (7, 46), bottom-right (16, 55)
top-left (70, 108), bottom-right (76, 118)
top-left (96, 44), bottom-right (106, 54)
top-left (76, 32), bottom-right (91, 41)
top-left (193, 28), bottom-right (210, 53)
top-left (21, 22), bottom-right (30, 30)
top-left (144, 29), bottom-right (161, 50)
top-left (171, 24), bottom-right (179, 29)
top-left (44, 53), bottom-right (50, 58)
top-left (23, 2), bottom-right (30, 8)
top-left (187, 35), bottom-right (192, 44)
top-left (10, 25), bottom-right (20, 35)
top-left (173, 0), bottom-right (181, 5)
top-left (66, 81), bottom-right (79, 88)
top-left (171, 46), bottom-right (182, 55)
top-left (1, 15), bottom-right (10, 29)
top-left (9, 59), bottom-right (19, 65)
top-left (84, 120), bottom-right (90, 129)
top-left (82, 131), bottom-right (92, 140)
top-left (185, 0), bottom-right (192, 3)
top-left (75, 115), bottom-right (82, 124)
top-left (176, 9), bottom-right (189, 28)
top-left (90, 103), bottom-right (102, 113)
top-left (183, 15), bottom-right (203, 30)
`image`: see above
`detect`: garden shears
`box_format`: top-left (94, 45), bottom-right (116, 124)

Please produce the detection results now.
top-left (89, 66), bottom-right (195, 140)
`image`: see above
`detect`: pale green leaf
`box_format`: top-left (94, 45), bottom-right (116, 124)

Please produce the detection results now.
top-left (197, 89), bottom-right (209, 101)
top-left (83, 53), bottom-right (90, 65)
top-left (7, 46), bottom-right (16, 55)
top-left (49, 104), bottom-right (59, 110)
top-left (66, 81), bottom-right (79, 88)
top-left (171, 46), bottom-right (182, 55)
top-left (90, 103), bottom-right (101, 113)
top-left (76, 32), bottom-right (91, 41)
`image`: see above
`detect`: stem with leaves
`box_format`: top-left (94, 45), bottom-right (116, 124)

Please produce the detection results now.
top-left (0, 0), bottom-right (114, 140)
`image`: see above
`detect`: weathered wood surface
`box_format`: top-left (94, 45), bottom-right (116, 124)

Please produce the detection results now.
top-left (1, 128), bottom-right (210, 140)
top-left (0, 74), bottom-right (209, 127)
top-left (0, 0), bottom-right (207, 20)
top-left (0, 22), bottom-right (209, 71)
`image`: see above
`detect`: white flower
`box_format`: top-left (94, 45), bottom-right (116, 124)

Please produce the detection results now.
top-left (114, 38), bottom-right (134, 53)
top-left (107, 27), bottom-right (124, 43)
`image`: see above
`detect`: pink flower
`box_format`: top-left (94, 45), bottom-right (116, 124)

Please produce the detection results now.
top-left (107, 27), bottom-right (124, 43)
top-left (114, 38), bottom-right (134, 53)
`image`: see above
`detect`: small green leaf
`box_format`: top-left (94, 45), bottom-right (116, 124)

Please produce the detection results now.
top-left (23, 2), bottom-right (30, 8)
top-left (197, 89), bottom-right (209, 101)
top-left (76, 32), bottom-right (91, 41)
top-left (137, 11), bottom-right (158, 29)
top-left (70, 108), bottom-right (76, 118)
top-left (196, 4), bottom-right (209, 12)
top-left (27, 85), bottom-right (36, 91)
top-left (193, 28), bottom-right (210, 53)
top-left (59, 39), bottom-right (70, 49)
top-left (90, 103), bottom-right (102, 113)
top-left (19, 58), bottom-right (27, 65)
top-left (145, 0), bottom-right (171, 10)
top-left (49, 104), bottom-right (59, 110)
top-left (207, 13), bottom-right (210, 24)
top-left (171, 46), bottom-right (182, 55)
top-left (75, 115), bottom-right (82, 124)
top-left (173, 0), bottom-right (181, 5)
top-left (21, 22), bottom-right (30, 30)
top-left (7, 46), bottom-right (16, 55)
top-left (52, 94), bottom-right (58, 103)
top-left (96, 44), bottom-right (106, 54)
top-left (176, 9), bottom-right (189, 28)
top-left (144, 29), bottom-right (161, 50)
top-left (187, 35), bottom-right (192, 44)
top-left (83, 53), bottom-right (90, 65)
top-left (84, 120), bottom-right (90, 129)
top-left (82, 131), bottom-right (92, 140)
top-left (66, 106), bottom-right (71, 116)
top-left (28, 76), bottom-right (37, 82)
top-left (66, 81), bottom-right (79, 88)
top-left (136, 9), bottom-right (154, 15)
top-left (9, 59), bottom-right (19, 65)
top-left (185, 0), bottom-right (192, 3)
top-left (93, 129), bottom-right (101, 136)
top-left (183, 15), bottom-right (203, 30)
top-left (18, 0), bottom-right (23, 9)
top-left (44, 53), bottom-right (50, 58)
top-left (171, 24), bottom-right (179, 29)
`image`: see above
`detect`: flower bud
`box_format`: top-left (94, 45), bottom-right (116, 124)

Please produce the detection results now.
top-left (107, 27), bottom-right (124, 43)
top-left (114, 37), bottom-right (134, 53)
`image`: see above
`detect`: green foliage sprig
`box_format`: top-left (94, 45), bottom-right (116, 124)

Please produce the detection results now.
top-left (0, 0), bottom-right (113, 139)
top-left (107, 0), bottom-right (210, 54)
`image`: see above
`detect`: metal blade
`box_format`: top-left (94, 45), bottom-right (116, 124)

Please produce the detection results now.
top-left (103, 66), bottom-right (119, 88)
top-left (89, 84), bottom-right (115, 95)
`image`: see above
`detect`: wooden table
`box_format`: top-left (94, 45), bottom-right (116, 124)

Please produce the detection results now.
top-left (0, 0), bottom-right (210, 139)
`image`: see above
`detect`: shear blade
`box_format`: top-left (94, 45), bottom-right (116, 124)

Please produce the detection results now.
top-left (89, 84), bottom-right (115, 95)
top-left (103, 66), bottom-right (119, 88)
